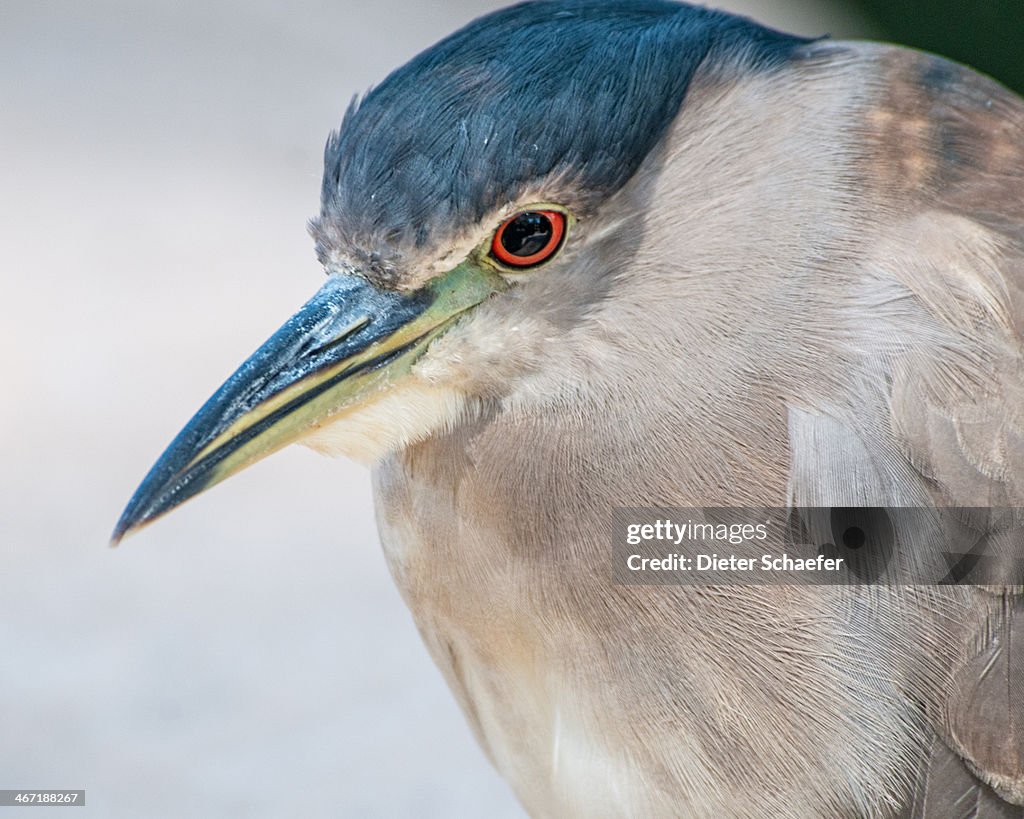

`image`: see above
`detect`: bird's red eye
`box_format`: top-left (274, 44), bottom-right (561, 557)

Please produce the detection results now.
top-left (491, 210), bottom-right (566, 268)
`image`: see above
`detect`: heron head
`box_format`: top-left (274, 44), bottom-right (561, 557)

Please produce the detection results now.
top-left (113, 0), bottom-right (806, 542)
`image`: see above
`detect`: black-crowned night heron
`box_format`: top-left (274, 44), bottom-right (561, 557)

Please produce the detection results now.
top-left (114, 0), bottom-right (1024, 815)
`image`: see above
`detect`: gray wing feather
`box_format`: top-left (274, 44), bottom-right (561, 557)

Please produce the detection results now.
top-left (790, 47), bottom-right (1024, 811)
top-left (904, 737), bottom-right (1021, 818)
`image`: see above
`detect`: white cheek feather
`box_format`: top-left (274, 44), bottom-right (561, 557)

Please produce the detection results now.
top-left (297, 379), bottom-right (468, 465)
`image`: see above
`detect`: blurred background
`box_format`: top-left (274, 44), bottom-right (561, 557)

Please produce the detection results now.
top-left (1, 0), bottom-right (1020, 816)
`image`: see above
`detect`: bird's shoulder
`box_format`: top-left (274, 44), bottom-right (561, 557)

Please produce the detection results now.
top-left (805, 43), bottom-right (1024, 806)
top-left (823, 41), bottom-right (1024, 507)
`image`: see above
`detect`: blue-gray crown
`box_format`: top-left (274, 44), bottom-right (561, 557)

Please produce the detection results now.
top-left (315, 0), bottom-right (811, 256)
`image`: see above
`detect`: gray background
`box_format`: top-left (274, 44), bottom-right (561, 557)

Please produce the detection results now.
top-left (2, 0), bottom-right (868, 816)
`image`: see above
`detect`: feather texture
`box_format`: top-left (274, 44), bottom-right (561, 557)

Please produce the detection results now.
top-left (357, 19), bottom-right (1024, 819)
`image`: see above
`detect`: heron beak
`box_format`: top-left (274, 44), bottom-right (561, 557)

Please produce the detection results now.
top-left (112, 262), bottom-right (503, 544)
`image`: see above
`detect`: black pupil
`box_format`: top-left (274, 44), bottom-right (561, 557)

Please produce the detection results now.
top-left (501, 212), bottom-right (553, 258)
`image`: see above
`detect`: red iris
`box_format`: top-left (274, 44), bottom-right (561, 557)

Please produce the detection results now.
top-left (491, 210), bottom-right (566, 268)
